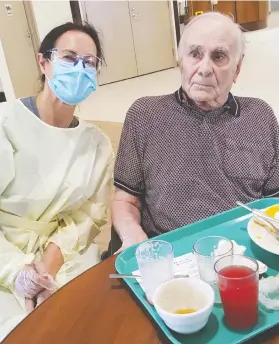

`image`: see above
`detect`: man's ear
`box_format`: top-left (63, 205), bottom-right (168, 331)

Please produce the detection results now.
top-left (233, 55), bottom-right (244, 83)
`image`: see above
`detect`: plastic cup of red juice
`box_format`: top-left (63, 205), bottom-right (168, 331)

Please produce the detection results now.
top-left (214, 255), bottom-right (259, 329)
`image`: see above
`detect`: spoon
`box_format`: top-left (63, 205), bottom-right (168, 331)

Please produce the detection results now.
top-left (109, 274), bottom-right (141, 279)
top-left (109, 273), bottom-right (189, 280)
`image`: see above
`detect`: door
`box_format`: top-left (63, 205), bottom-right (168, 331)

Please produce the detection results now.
top-left (129, 1), bottom-right (175, 76)
top-left (213, 1), bottom-right (236, 21)
top-left (236, 1), bottom-right (259, 24)
top-left (0, 2), bottom-right (40, 98)
top-left (188, 1), bottom-right (211, 16)
top-left (83, 1), bottom-right (138, 85)
top-left (258, 1), bottom-right (269, 21)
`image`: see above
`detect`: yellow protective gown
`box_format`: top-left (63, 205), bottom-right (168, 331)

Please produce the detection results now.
top-left (0, 100), bottom-right (114, 340)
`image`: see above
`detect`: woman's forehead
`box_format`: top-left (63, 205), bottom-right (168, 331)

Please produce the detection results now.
top-left (55, 30), bottom-right (97, 56)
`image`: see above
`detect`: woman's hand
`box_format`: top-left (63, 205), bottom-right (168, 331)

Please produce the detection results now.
top-left (23, 243), bottom-right (63, 313)
top-left (15, 262), bottom-right (54, 299)
top-left (42, 243), bottom-right (64, 278)
top-left (25, 289), bottom-right (53, 313)
top-left (23, 259), bottom-right (57, 312)
top-left (25, 298), bottom-right (36, 312)
top-left (36, 289), bottom-right (52, 306)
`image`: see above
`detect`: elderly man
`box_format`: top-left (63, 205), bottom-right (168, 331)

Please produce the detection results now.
top-left (111, 12), bottom-right (279, 252)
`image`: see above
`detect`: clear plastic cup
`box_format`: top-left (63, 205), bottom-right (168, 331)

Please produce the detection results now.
top-left (214, 255), bottom-right (259, 329)
top-left (193, 236), bottom-right (233, 303)
top-left (136, 240), bottom-right (174, 304)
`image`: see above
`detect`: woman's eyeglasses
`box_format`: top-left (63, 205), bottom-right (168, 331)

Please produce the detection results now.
top-left (45, 48), bottom-right (102, 72)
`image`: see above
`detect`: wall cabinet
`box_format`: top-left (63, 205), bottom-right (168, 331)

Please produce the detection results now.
top-left (83, 1), bottom-right (175, 85)
top-left (185, 1), bottom-right (269, 31)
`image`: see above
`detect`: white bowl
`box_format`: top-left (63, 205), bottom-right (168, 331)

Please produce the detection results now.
top-left (153, 278), bottom-right (214, 334)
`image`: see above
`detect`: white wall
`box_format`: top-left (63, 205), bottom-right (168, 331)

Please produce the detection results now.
top-left (31, 1), bottom-right (73, 42)
top-left (78, 2), bottom-right (87, 22)
top-left (0, 39), bottom-right (15, 100)
top-left (271, 1), bottom-right (279, 11)
top-left (0, 1), bottom-right (72, 100)
top-left (169, 0), bottom-right (178, 62)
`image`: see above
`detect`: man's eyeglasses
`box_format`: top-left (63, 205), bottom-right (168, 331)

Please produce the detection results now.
top-left (45, 48), bottom-right (102, 72)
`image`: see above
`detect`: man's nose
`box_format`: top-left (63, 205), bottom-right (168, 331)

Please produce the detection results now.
top-left (198, 57), bottom-right (213, 77)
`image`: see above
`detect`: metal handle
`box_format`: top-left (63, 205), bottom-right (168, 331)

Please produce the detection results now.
top-left (26, 30), bottom-right (31, 40)
top-left (109, 273), bottom-right (189, 280)
top-left (237, 201), bottom-right (279, 239)
top-left (109, 274), bottom-right (140, 279)
top-left (236, 201), bottom-right (253, 213)
top-left (132, 13), bottom-right (138, 18)
top-left (237, 201), bottom-right (279, 225)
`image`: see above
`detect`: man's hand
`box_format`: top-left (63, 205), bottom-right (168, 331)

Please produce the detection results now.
top-left (115, 231), bottom-right (148, 254)
top-left (112, 188), bottom-right (147, 253)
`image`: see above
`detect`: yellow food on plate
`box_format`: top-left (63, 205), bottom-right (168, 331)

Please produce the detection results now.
top-left (263, 204), bottom-right (279, 218)
top-left (254, 215), bottom-right (278, 237)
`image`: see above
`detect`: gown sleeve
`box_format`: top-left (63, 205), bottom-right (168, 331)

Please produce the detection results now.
top-left (45, 136), bottom-right (114, 263)
top-left (0, 111), bottom-right (35, 290)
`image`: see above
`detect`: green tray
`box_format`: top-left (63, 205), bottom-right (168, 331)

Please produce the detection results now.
top-left (115, 198), bottom-right (279, 344)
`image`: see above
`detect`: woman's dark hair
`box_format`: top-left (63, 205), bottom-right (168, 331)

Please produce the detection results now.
top-left (39, 22), bottom-right (104, 82)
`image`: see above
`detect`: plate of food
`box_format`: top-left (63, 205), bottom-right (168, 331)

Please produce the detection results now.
top-left (247, 204), bottom-right (279, 255)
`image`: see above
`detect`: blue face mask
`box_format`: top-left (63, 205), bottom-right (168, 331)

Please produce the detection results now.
top-left (47, 59), bottom-right (97, 105)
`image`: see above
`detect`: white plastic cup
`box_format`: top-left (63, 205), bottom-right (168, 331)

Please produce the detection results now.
top-left (136, 240), bottom-right (174, 304)
top-left (193, 236), bottom-right (233, 303)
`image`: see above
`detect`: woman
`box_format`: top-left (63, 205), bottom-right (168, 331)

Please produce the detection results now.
top-left (0, 22), bottom-right (113, 340)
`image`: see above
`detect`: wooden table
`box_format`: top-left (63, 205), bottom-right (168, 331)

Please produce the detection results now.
top-left (2, 256), bottom-right (279, 344)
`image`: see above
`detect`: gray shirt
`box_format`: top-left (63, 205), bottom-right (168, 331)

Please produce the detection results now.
top-left (20, 96), bottom-right (79, 128)
top-left (114, 88), bottom-right (279, 235)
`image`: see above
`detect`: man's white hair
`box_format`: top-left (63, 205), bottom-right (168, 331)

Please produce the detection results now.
top-left (178, 12), bottom-right (246, 64)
